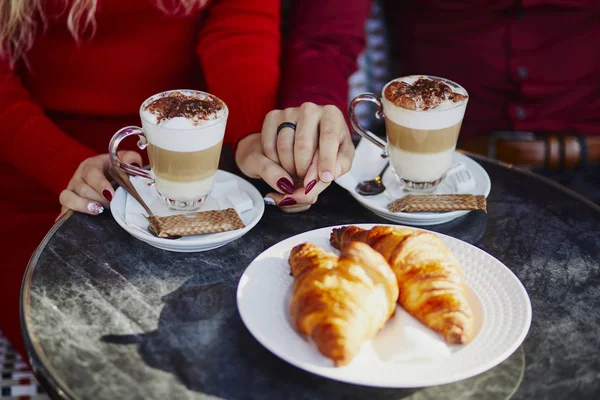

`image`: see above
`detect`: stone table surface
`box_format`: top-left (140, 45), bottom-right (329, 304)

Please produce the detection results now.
top-left (20, 156), bottom-right (600, 400)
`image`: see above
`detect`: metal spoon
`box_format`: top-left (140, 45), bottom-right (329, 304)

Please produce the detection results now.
top-left (355, 163), bottom-right (390, 196)
top-left (109, 166), bottom-right (180, 239)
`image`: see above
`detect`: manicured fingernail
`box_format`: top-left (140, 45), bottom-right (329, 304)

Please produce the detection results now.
top-left (321, 171), bottom-right (334, 183)
top-left (131, 162), bottom-right (141, 168)
top-left (305, 180), bottom-right (317, 195)
top-left (88, 202), bottom-right (104, 215)
top-left (102, 189), bottom-right (113, 202)
top-left (277, 178), bottom-right (295, 194)
top-left (263, 197), bottom-right (276, 206)
top-left (279, 198), bottom-right (297, 207)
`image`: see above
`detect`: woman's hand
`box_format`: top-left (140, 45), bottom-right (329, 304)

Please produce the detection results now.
top-left (236, 103), bottom-right (354, 212)
top-left (58, 151), bottom-right (142, 219)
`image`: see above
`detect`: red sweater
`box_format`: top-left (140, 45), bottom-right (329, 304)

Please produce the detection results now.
top-left (0, 0), bottom-right (280, 195)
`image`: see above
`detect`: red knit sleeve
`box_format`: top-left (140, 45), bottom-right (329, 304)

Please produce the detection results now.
top-left (0, 60), bottom-right (97, 195)
top-left (196, 0), bottom-right (281, 147)
top-left (280, 0), bottom-right (370, 113)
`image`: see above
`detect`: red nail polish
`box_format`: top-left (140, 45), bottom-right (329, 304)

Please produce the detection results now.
top-left (277, 178), bottom-right (295, 195)
top-left (305, 180), bottom-right (317, 195)
top-left (102, 189), bottom-right (113, 202)
top-left (279, 198), bottom-right (297, 207)
top-left (131, 162), bottom-right (141, 168)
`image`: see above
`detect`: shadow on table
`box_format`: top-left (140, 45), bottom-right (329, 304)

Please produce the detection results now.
top-left (101, 262), bottom-right (523, 400)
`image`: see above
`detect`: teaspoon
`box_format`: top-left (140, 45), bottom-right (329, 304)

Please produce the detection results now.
top-left (355, 163), bottom-right (390, 196)
top-left (109, 166), bottom-right (180, 240)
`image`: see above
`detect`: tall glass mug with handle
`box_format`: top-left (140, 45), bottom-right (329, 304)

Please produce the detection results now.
top-left (109, 89), bottom-right (228, 211)
top-left (349, 75), bottom-right (468, 192)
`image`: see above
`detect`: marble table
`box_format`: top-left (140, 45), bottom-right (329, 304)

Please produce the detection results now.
top-left (20, 154), bottom-right (600, 400)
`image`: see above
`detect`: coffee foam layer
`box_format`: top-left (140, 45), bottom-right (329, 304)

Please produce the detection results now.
top-left (382, 76), bottom-right (467, 130)
top-left (394, 76), bottom-right (467, 95)
top-left (142, 91), bottom-right (227, 125)
top-left (382, 96), bottom-right (466, 130)
top-left (389, 76), bottom-right (467, 111)
top-left (141, 117), bottom-right (226, 152)
top-left (141, 108), bottom-right (227, 127)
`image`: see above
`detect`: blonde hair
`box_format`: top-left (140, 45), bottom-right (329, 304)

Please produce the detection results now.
top-left (0, 0), bottom-right (207, 67)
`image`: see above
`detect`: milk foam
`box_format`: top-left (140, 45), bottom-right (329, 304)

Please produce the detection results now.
top-left (140, 90), bottom-right (227, 152)
top-left (382, 76), bottom-right (468, 130)
top-left (141, 117), bottom-right (225, 152)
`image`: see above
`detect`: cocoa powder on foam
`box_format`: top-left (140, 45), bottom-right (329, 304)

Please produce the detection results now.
top-left (145, 92), bottom-right (224, 124)
top-left (384, 78), bottom-right (467, 111)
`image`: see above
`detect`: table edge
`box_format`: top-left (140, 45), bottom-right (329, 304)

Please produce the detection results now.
top-left (20, 210), bottom-right (77, 400)
top-left (460, 151), bottom-right (600, 212)
top-left (17, 156), bottom-right (599, 399)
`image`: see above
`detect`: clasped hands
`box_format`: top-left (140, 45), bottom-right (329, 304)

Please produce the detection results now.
top-left (236, 103), bottom-right (354, 212)
top-left (59, 102), bottom-right (353, 217)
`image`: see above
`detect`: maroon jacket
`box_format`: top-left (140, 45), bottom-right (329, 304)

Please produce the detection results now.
top-left (282, 0), bottom-right (600, 138)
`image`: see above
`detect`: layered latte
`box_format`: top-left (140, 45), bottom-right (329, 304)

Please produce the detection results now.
top-left (140, 90), bottom-right (227, 207)
top-left (382, 76), bottom-right (468, 185)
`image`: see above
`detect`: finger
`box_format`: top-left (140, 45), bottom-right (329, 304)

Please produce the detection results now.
top-left (276, 125), bottom-right (297, 177)
top-left (296, 178), bottom-right (329, 205)
top-left (318, 106), bottom-right (345, 183)
top-left (264, 192), bottom-right (298, 207)
top-left (303, 152), bottom-right (320, 194)
top-left (337, 130), bottom-right (356, 177)
top-left (81, 163), bottom-right (115, 202)
top-left (59, 190), bottom-right (105, 215)
top-left (261, 110), bottom-right (283, 163)
top-left (294, 103), bottom-right (321, 178)
top-left (235, 133), bottom-right (263, 178)
top-left (268, 186), bottom-right (322, 206)
top-left (74, 181), bottom-right (110, 208)
top-left (118, 150), bottom-right (143, 168)
top-left (265, 192), bottom-right (313, 213)
top-left (254, 153), bottom-right (296, 195)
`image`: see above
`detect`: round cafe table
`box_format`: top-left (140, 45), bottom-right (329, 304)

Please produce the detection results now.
top-left (20, 152), bottom-right (600, 400)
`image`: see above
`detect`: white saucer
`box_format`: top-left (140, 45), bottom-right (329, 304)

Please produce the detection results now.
top-left (110, 170), bottom-right (264, 252)
top-left (335, 140), bottom-right (491, 226)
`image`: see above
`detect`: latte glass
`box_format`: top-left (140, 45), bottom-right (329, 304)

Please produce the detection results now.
top-left (349, 75), bottom-right (468, 192)
top-left (109, 90), bottom-right (228, 211)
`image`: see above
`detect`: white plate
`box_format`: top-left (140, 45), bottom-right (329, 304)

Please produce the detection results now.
top-left (237, 224), bottom-right (532, 388)
top-left (335, 140), bottom-right (491, 226)
top-left (110, 170), bottom-right (264, 252)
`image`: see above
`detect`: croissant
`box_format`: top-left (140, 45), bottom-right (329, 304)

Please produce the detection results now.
top-left (289, 242), bottom-right (399, 366)
top-left (330, 226), bottom-right (473, 344)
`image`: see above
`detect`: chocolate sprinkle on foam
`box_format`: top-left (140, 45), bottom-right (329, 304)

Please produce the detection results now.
top-left (146, 92), bottom-right (224, 124)
top-left (384, 77), bottom-right (468, 111)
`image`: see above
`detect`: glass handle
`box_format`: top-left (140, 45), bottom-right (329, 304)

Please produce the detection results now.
top-left (348, 93), bottom-right (388, 157)
top-left (108, 126), bottom-right (154, 182)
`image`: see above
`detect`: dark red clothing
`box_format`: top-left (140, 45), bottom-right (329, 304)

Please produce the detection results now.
top-left (284, 0), bottom-right (600, 139)
top-left (0, 0), bottom-right (280, 357)
top-left (1, 0), bottom-right (280, 196)
top-left (280, 1), bottom-right (371, 113)
top-left (385, 0), bottom-right (600, 139)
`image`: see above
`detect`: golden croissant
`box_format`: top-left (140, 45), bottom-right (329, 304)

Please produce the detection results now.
top-left (289, 241), bottom-right (399, 366)
top-left (330, 225), bottom-right (473, 344)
